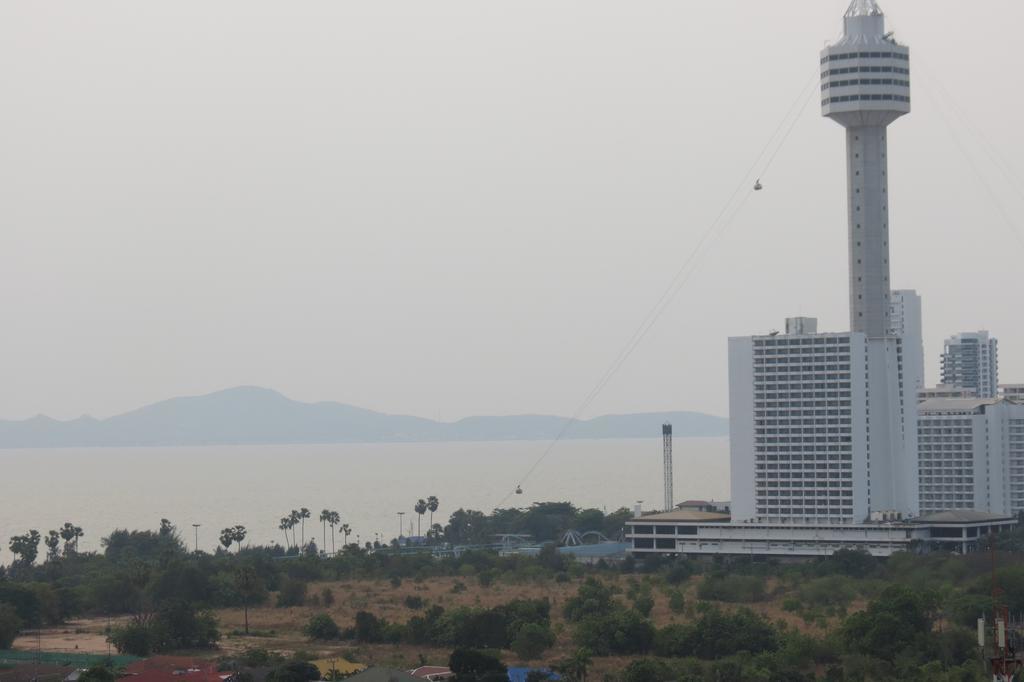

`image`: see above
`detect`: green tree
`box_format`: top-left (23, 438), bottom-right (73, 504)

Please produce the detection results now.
top-left (298, 508), bottom-right (310, 547)
top-left (235, 565), bottom-right (261, 635)
top-left (428, 496), bottom-right (440, 530)
top-left (58, 522), bottom-right (83, 554)
top-left (265, 661), bottom-right (321, 682)
top-left (621, 659), bottom-right (670, 682)
top-left (415, 499), bottom-right (428, 536)
top-left (449, 648), bottom-right (506, 682)
top-left (0, 604), bottom-right (23, 648)
top-left (78, 665), bottom-right (116, 682)
top-left (555, 648), bottom-right (591, 682)
top-left (279, 518), bottom-right (291, 549)
top-left (304, 613), bottom-right (341, 640)
top-left (511, 623), bottom-right (555, 660)
top-left (9, 530), bottom-right (41, 567)
top-left (327, 511), bottom-right (340, 554)
top-left (288, 510), bottom-right (300, 547)
top-left (319, 509), bottom-right (330, 553)
top-left (232, 525), bottom-right (247, 553)
top-left (44, 530), bottom-right (61, 562)
top-left (220, 528), bottom-right (235, 553)
top-left (842, 585), bottom-right (931, 661)
top-left (563, 578), bottom-right (615, 621)
top-left (220, 525), bottom-right (246, 554)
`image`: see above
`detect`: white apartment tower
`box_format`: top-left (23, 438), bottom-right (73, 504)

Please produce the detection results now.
top-left (918, 399), bottom-right (1024, 516)
top-left (729, 0), bottom-right (917, 523)
top-left (890, 290), bottom-right (924, 393)
top-left (941, 331), bottom-right (999, 398)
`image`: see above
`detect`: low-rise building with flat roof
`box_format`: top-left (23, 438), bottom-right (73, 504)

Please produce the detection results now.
top-left (624, 508), bottom-right (1015, 558)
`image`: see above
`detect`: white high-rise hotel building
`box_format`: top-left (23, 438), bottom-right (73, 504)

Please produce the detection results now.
top-left (730, 0), bottom-right (918, 523)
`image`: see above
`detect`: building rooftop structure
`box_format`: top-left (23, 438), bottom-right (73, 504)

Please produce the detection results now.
top-left (913, 510), bottom-right (1014, 524)
top-left (637, 510), bottom-right (730, 523)
top-left (917, 397), bottom-right (1001, 412)
top-left (845, 0), bottom-right (883, 18)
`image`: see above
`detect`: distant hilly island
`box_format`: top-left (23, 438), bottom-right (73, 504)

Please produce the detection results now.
top-left (0, 386), bottom-right (728, 448)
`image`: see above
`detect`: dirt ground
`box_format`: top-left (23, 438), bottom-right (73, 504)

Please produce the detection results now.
top-left (12, 619), bottom-right (125, 656)
top-left (12, 573), bottom-right (851, 676)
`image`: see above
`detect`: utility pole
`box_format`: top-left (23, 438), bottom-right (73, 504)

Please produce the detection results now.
top-left (192, 524), bottom-right (201, 553)
top-left (397, 512), bottom-right (405, 541)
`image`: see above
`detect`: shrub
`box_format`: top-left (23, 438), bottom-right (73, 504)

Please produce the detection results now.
top-left (633, 594), bottom-right (655, 618)
top-left (265, 661), bottom-right (320, 682)
top-left (110, 603), bottom-right (219, 655)
top-left (0, 604), bottom-right (23, 649)
top-left (404, 595), bottom-right (425, 609)
top-left (238, 648), bottom-right (286, 667)
top-left (621, 658), bottom-right (671, 682)
top-left (653, 608), bottom-right (778, 660)
top-left (276, 578), bottom-right (307, 608)
top-left (354, 611), bottom-right (387, 643)
top-left (448, 648), bottom-right (506, 682)
top-left (563, 578), bottom-right (616, 622)
top-left (667, 590), bottom-right (685, 614)
top-left (696, 574), bottom-right (767, 603)
top-left (511, 623), bottom-right (555, 660)
top-left (573, 609), bottom-right (655, 656)
top-left (109, 621), bottom-right (153, 656)
top-left (304, 613), bottom-right (341, 640)
top-left (78, 665), bottom-right (116, 682)
top-left (665, 561), bottom-right (694, 586)
top-left (321, 588), bottom-right (335, 607)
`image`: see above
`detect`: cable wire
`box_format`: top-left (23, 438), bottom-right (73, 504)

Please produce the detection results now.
top-left (492, 71), bottom-right (822, 510)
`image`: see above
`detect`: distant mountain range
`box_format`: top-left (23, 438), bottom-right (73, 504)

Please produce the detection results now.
top-left (0, 386), bottom-right (728, 448)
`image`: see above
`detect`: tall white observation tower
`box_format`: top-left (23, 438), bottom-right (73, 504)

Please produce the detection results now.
top-left (821, 0), bottom-right (910, 338)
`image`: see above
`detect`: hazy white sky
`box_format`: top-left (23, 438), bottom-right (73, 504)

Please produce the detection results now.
top-left (1, 1), bottom-right (1021, 422)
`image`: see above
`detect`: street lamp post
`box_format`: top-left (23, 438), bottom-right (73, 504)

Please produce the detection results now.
top-left (192, 524), bottom-right (201, 553)
top-left (397, 512), bottom-right (405, 541)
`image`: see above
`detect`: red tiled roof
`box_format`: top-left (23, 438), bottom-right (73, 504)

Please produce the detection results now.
top-left (123, 657), bottom-right (221, 682)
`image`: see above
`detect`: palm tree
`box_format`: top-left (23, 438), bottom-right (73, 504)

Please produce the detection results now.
top-left (327, 511), bottom-right (340, 555)
top-left (319, 509), bottom-right (330, 553)
top-left (557, 648), bottom-right (592, 682)
top-left (219, 527), bottom-right (235, 552)
top-left (60, 523), bottom-right (76, 555)
top-left (74, 526), bottom-right (83, 552)
top-left (341, 523), bottom-right (351, 548)
top-left (289, 510), bottom-right (300, 548)
top-left (232, 525), bottom-right (247, 554)
top-left (279, 518), bottom-right (291, 548)
top-left (427, 496), bottom-right (439, 530)
top-left (44, 531), bottom-right (61, 562)
top-left (414, 499), bottom-right (428, 536)
top-left (298, 508), bottom-right (311, 547)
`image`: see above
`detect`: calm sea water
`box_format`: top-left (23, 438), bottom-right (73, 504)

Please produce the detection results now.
top-left (0, 437), bottom-right (728, 557)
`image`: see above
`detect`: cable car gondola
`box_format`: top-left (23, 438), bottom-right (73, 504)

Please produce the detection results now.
top-left (515, 485), bottom-right (523, 495)
top-left (753, 179), bottom-right (763, 191)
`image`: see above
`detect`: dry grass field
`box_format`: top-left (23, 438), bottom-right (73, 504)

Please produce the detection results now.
top-left (13, 572), bottom-right (857, 678)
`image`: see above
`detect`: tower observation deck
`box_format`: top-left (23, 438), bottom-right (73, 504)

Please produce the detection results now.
top-left (821, 0), bottom-right (910, 338)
